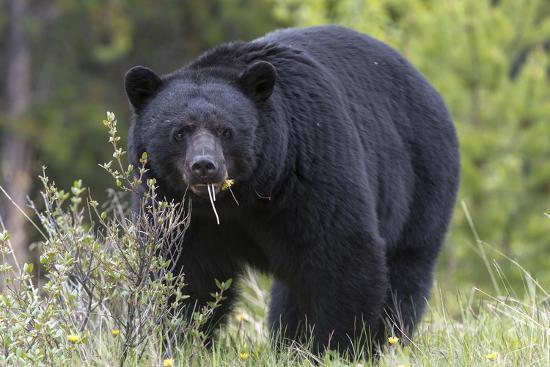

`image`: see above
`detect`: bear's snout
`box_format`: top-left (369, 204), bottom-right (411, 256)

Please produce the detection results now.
top-left (184, 130), bottom-right (227, 196)
top-left (190, 156), bottom-right (218, 179)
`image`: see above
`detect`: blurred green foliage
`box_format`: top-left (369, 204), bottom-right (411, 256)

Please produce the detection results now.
top-left (0, 0), bottom-right (548, 292)
top-left (274, 0), bottom-right (550, 291)
top-left (1, 0), bottom-right (286, 198)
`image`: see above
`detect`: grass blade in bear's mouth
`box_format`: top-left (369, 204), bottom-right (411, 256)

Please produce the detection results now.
top-left (207, 184), bottom-right (220, 224)
top-left (189, 181), bottom-right (236, 224)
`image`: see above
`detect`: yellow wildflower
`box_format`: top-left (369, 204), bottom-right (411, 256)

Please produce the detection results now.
top-left (388, 336), bottom-right (399, 346)
top-left (239, 352), bottom-right (250, 361)
top-left (163, 358), bottom-right (174, 367)
top-left (485, 352), bottom-right (498, 361)
top-left (111, 329), bottom-right (120, 337)
top-left (67, 334), bottom-right (80, 344)
top-left (221, 179), bottom-right (235, 191)
top-left (235, 312), bottom-right (246, 322)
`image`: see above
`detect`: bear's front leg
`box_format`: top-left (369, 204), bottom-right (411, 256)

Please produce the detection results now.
top-left (169, 224), bottom-right (244, 345)
top-left (269, 230), bottom-right (390, 356)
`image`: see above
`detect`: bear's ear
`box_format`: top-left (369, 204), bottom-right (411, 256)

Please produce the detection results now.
top-left (238, 61), bottom-right (277, 102)
top-left (124, 66), bottom-right (162, 112)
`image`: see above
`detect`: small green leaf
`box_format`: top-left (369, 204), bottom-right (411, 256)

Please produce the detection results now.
top-left (140, 151), bottom-right (148, 164)
top-left (23, 262), bottom-right (34, 274)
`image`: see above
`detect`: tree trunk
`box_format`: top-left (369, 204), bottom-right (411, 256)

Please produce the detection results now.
top-left (1, 0), bottom-right (32, 274)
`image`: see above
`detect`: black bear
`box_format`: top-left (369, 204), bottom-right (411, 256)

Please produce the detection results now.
top-left (125, 25), bottom-right (460, 354)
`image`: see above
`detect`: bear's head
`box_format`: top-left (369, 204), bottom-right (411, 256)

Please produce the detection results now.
top-left (125, 61), bottom-right (277, 200)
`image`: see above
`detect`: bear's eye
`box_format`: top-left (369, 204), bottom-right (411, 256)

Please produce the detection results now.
top-left (220, 128), bottom-right (233, 140)
top-left (172, 125), bottom-right (196, 142)
top-left (172, 129), bottom-right (185, 141)
top-left (173, 130), bottom-right (185, 142)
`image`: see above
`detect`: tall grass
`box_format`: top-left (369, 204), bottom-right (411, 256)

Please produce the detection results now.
top-left (9, 257), bottom-right (546, 366)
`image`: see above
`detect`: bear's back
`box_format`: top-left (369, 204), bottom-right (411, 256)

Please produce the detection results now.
top-left (261, 25), bottom-right (399, 70)
top-left (260, 25), bottom-right (411, 101)
top-left (262, 25), bottom-right (457, 161)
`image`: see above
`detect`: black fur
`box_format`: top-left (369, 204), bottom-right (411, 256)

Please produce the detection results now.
top-left (126, 25), bottom-right (460, 354)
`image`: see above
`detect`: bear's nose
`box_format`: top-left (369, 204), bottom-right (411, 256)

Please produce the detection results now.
top-left (191, 156), bottom-right (217, 178)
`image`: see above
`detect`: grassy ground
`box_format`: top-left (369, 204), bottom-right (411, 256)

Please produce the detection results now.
top-left (66, 267), bottom-right (548, 367)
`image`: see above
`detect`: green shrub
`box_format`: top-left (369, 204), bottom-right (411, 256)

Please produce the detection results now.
top-left (0, 112), bottom-right (230, 366)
